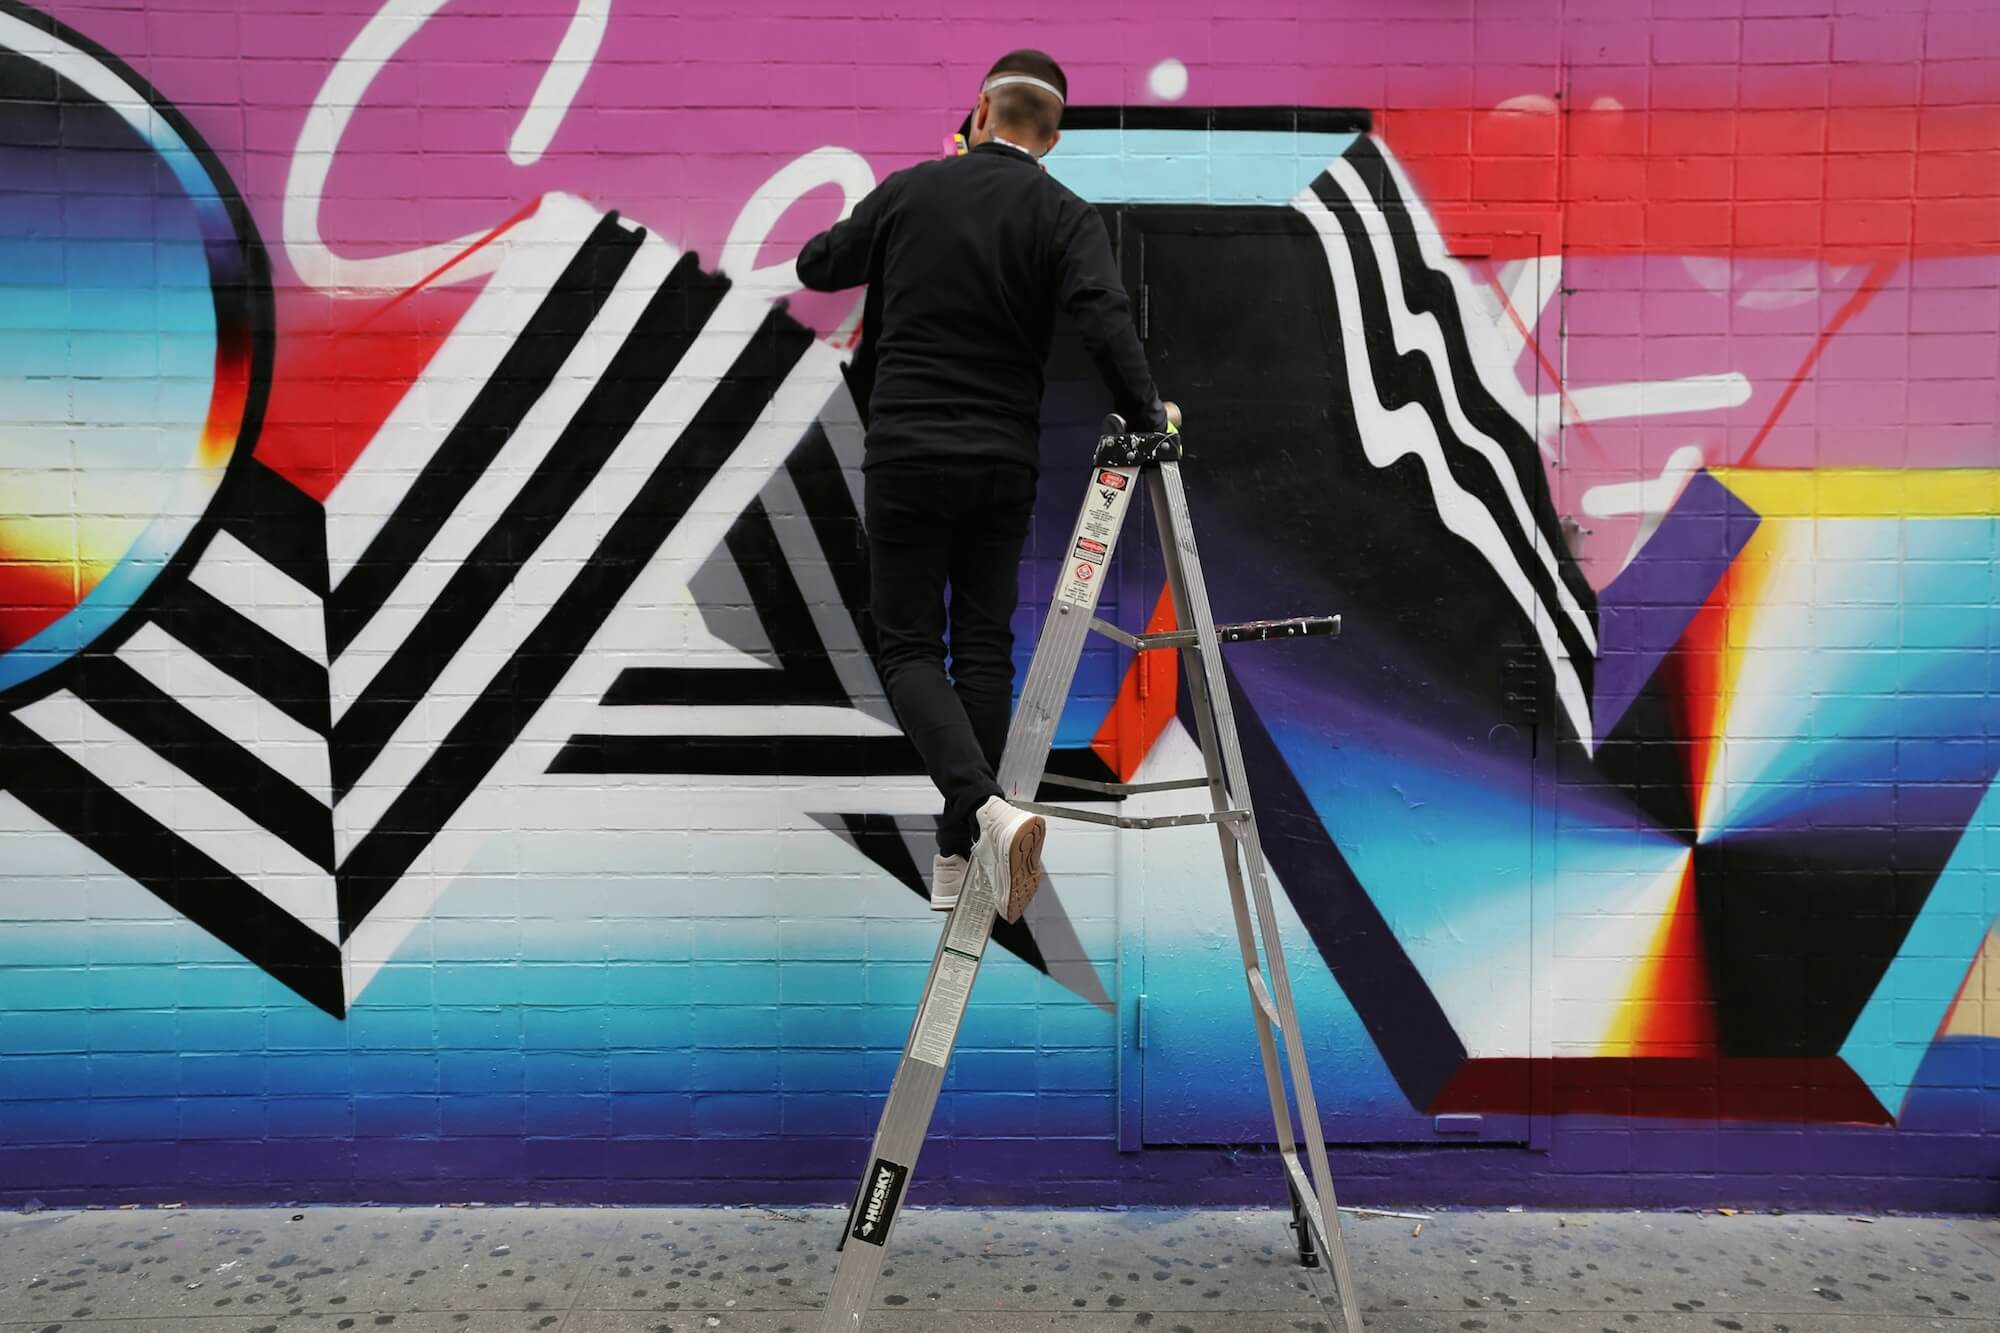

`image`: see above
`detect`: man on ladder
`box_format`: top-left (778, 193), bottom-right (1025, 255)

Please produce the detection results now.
top-left (795, 48), bottom-right (1179, 925)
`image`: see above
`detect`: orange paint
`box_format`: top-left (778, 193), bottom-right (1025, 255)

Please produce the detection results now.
top-left (0, 559), bottom-right (82, 652)
top-left (1090, 583), bottom-right (1181, 782)
top-left (1601, 859), bottom-right (1716, 1058)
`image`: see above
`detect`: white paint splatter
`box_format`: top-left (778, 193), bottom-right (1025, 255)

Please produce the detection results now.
top-left (1148, 58), bottom-right (1189, 102)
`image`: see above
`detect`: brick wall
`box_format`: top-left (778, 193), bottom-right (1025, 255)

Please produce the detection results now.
top-left (0, 0), bottom-right (1995, 1211)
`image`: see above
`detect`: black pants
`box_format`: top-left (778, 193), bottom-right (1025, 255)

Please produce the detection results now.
top-left (866, 457), bottom-right (1038, 858)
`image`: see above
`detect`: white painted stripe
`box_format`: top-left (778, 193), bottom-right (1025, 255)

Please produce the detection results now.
top-left (323, 192), bottom-right (606, 584)
top-left (1326, 157), bottom-right (1598, 657)
top-left (12, 691), bottom-right (339, 943)
top-left (1293, 188), bottom-right (1595, 754)
top-left (187, 529), bottom-right (328, 665)
top-left (335, 297), bottom-right (839, 857)
top-left (1366, 144), bottom-right (1547, 439)
top-left (507, 0), bottom-right (610, 166)
top-left (330, 233), bottom-right (685, 715)
top-left (115, 622), bottom-right (332, 803)
top-left (1544, 372), bottom-right (1753, 426)
top-left (573, 704), bottom-right (903, 737)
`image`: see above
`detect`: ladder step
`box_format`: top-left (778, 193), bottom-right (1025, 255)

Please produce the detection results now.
top-left (1038, 772), bottom-right (1211, 798)
top-left (1218, 615), bottom-right (1341, 644)
top-left (1246, 967), bottom-right (1284, 1035)
top-left (1015, 800), bottom-right (1249, 832)
top-left (1090, 614), bottom-right (1341, 651)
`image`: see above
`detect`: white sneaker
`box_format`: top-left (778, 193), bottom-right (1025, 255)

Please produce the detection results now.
top-left (974, 796), bottom-right (1047, 924)
top-left (930, 854), bottom-right (967, 911)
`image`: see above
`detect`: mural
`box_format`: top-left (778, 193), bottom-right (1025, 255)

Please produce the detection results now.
top-left (2, 0), bottom-right (1996, 1210)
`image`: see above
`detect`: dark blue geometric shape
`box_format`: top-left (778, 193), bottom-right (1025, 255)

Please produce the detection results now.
top-left (1591, 470), bottom-right (1760, 743)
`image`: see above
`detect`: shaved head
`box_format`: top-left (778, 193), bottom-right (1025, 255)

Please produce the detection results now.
top-left (977, 49), bottom-right (1067, 150)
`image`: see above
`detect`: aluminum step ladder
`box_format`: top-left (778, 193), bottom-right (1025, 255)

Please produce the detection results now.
top-left (822, 415), bottom-right (1360, 1332)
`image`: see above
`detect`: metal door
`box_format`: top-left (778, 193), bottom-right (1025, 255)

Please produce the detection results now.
top-left (1114, 208), bottom-right (1554, 1146)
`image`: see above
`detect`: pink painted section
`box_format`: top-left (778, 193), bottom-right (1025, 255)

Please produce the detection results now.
top-left (40, 0), bottom-right (2000, 531)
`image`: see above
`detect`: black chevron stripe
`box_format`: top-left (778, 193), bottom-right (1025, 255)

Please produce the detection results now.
top-left (327, 211), bottom-right (646, 656)
top-left (336, 304), bottom-right (818, 937)
top-left (215, 458), bottom-right (330, 598)
top-left (150, 578), bottom-right (330, 737)
top-left (68, 656), bottom-right (334, 871)
top-left (598, 496), bottom-right (847, 707)
top-left (330, 251), bottom-right (730, 798)
top-left (0, 714), bottom-right (344, 1017)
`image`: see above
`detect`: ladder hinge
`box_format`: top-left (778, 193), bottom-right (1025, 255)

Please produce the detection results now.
top-left (1136, 992), bottom-right (1149, 1050)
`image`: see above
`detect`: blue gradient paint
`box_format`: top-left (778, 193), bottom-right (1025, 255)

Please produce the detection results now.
top-left (1842, 768), bottom-right (2000, 1115)
top-left (0, 15), bottom-right (255, 694)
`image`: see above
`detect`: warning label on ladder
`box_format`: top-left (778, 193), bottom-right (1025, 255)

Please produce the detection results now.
top-left (1057, 466), bottom-right (1137, 609)
top-left (910, 950), bottom-right (979, 1067)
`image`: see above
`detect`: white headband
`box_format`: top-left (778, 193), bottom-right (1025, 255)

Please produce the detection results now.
top-left (982, 72), bottom-right (1065, 104)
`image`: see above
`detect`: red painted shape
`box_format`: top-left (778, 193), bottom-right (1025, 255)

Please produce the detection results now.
top-left (0, 560), bottom-right (79, 653)
top-left (1432, 1056), bottom-right (1893, 1125)
top-left (1090, 584), bottom-right (1180, 783)
top-left (1383, 102), bottom-right (2000, 259)
top-left (254, 290), bottom-right (471, 502)
top-left (253, 200), bottom-right (543, 501)
top-left (359, 197), bottom-right (543, 334)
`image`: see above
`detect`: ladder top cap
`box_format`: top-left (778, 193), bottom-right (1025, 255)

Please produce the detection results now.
top-left (1095, 417), bottom-right (1183, 468)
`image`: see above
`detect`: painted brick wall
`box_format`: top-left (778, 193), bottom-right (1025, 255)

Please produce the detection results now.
top-left (1, 0), bottom-right (1996, 1213)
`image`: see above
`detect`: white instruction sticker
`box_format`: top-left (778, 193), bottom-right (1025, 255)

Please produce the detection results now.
top-left (910, 950), bottom-right (979, 1068)
top-left (1056, 467), bottom-right (1137, 609)
top-left (943, 860), bottom-right (996, 957)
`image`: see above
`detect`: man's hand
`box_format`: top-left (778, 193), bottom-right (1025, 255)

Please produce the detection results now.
top-left (1164, 400), bottom-right (1183, 430)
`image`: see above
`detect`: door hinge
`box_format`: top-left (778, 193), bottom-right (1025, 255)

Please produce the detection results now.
top-left (1139, 284), bottom-right (1150, 340)
top-left (1501, 641), bottom-right (1542, 725)
top-left (1136, 992), bottom-right (1149, 1050)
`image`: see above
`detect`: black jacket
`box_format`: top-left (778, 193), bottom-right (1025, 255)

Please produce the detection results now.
top-left (796, 140), bottom-right (1167, 472)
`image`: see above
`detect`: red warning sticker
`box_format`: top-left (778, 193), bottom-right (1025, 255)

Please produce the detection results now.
top-left (1073, 537), bottom-right (1107, 563)
top-left (1097, 470), bottom-right (1129, 490)
top-left (1074, 562), bottom-right (1095, 582)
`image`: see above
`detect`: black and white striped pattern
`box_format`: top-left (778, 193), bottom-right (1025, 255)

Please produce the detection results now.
top-left (323, 193), bottom-right (854, 984)
top-left (1293, 137), bottom-right (1598, 749)
top-left (0, 459), bottom-right (345, 1013)
top-left (0, 186), bottom-right (1133, 1017)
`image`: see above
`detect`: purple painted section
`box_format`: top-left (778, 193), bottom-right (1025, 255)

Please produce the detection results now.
top-left (6, 1111), bottom-right (1996, 1215)
top-left (1591, 470), bottom-right (1759, 743)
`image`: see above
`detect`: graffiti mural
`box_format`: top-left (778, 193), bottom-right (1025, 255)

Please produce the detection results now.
top-left (2, 0), bottom-right (1996, 1209)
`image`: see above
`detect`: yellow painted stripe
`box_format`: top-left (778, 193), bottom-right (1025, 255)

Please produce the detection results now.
top-left (1712, 468), bottom-right (2000, 518)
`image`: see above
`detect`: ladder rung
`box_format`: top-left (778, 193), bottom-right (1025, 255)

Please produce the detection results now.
top-left (1246, 967), bottom-right (1284, 1035)
top-left (1088, 617), bottom-right (1147, 650)
top-left (1016, 800), bottom-right (1249, 831)
top-left (1089, 615), bottom-right (1341, 652)
top-left (1039, 772), bottom-right (1211, 797)
top-left (1218, 615), bottom-right (1341, 644)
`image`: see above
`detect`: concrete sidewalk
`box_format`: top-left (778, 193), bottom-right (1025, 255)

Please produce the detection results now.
top-left (2, 1204), bottom-right (1996, 1331)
